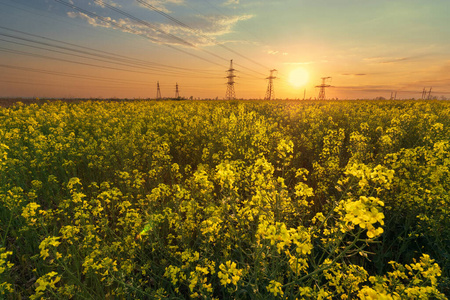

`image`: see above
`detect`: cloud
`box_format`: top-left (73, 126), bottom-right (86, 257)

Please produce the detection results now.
top-left (93, 0), bottom-right (121, 8)
top-left (67, 11), bottom-right (113, 29)
top-left (341, 73), bottom-right (367, 76)
top-left (67, 9), bottom-right (253, 47)
top-left (364, 55), bottom-right (427, 64)
top-left (194, 14), bottom-right (253, 37)
top-left (336, 85), bottom-right (439, 97)
top-left (380, 57), bottom-right (413, 64)
top-left (154, 13), bottom-right (253, 46)
top-left (284, 62), bottom-right (312, 65)
top-left (67, 11), bottom-right (164, 43)
top-left (224, 0), bottom-right (239, 6)
top-left (284, 60), bottom-right (328, 65)
top-left (266, 50), bottom-right (288, 56)
top-left (137, 0), bottom-right (184, 14)
top-left (336, 85), bottom-right (398, 94)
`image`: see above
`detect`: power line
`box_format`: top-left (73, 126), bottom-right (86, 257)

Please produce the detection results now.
top-left (55, 0), bottom-right (265, 79)
top-left (0, 36), bottom-right (180, 77)
top-left (0, 40), bottom-right (221, 80)
top-left (1, 0), bottom-right (275, 98)
top-left (93, 0), bottom-right (194, 48)
top-left (0, 63), bottom-right (151, 86)
top-left (53, 0), bottom-right (226, 68)
top-left (0, 25), bottom-right (222, 75)
top-left (0, 34), bottom-right (221, 78)
top-left (136, 0), bottom-right (269, 75)
top-left (0, 46), bottom-right (187, 77)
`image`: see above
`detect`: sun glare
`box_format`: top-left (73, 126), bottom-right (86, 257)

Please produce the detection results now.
top-left (289, 68), bottom-right (309, 88)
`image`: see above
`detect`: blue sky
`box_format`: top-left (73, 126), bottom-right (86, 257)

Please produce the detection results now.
top-left (0, 0), bottom-right (449, 99)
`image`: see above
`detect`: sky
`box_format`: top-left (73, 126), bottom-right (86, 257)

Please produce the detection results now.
top-left (0, 0), bottom-right (449, 100)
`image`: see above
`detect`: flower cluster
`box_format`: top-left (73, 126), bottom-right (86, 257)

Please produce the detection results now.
top-left (341, 196), bottom-right (385, 238)
top-left (218, 261), bottom-right (243, 286)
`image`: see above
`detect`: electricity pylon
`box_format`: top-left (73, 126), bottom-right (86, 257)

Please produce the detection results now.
top-left (315, 77), bottom-right (332, 100)
top-left (422, 87), bottom-right (433, 100)
top-left (264, 69), bottom-right (277, 100)
top-left (156, 81), bottom-right (161, 99)
top-left (390, 91), bottom-right (397, 100)
top-left (175, 83), bottom-right (180, 99)
top-left (225, 59), bottom-right (236, 100)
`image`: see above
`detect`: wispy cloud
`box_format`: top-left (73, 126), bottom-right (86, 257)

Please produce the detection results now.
top-left (194, 14), bottom-right (253, 37)
top-left (284, 61), bottom-right (313, 65)
top-left (93, 0), bottom-right (121, 8)
top-left (67, 10), bottom-right (253, 47)
top-left (364, 55), bottom-right (426, 64)
top-left (67, 11), bottom-right (113, 29)
top-left (224, 0), bottom-right (239, 5)
top-left (137, 0), bottom-right (184, 14)
top-left (337, 85), bottom-right (398, 94)
top-left (156, 13), bottom-right (253, 47)
top-left (341, 73), bottom-right (367, 76)
top-left (67, 11), bottom-right (165, 44)
top-left (284, 60), bottom-right (328, 65)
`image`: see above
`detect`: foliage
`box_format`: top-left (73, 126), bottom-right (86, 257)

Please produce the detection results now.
top-left (0, 100), bottom-right (448, 298)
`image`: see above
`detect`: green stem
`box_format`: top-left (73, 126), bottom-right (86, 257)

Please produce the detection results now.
top-left (282, 230), bottom-right (362, 289)
top-left (1, 209), bottom-right (14, 247)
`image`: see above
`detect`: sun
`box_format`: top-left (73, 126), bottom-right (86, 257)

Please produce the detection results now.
top-left (289, 68), bottom-right (309, 88)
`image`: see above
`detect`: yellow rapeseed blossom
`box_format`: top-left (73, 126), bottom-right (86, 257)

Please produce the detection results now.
top-left (342, 196), bottom-right (385, 238)
top-left (38, 236), bottom-right (61, 261)
top-left (0, 248), bottom-right (14, 295)
top-left (30, 271), bottom-right (61, 300)
top-left (267, 280), bottom-right (283, 297)
top-left (21, 202), bottom-right (41, 226)
top-left (218, 261), bottom-right (243, 286)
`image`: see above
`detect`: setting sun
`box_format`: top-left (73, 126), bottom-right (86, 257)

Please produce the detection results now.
top-left (289, 68), bottom-right (309, 88)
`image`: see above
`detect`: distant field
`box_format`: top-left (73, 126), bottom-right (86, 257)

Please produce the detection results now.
top-left (1, 100), bottom-right (449, 299)
top-left (0, 98), bottom-right (144, 107)
top-left (0, 98), bottom-right (43, 107)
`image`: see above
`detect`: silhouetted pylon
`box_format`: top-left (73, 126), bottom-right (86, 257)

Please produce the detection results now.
top-left (225, 59), bottom-right (236, 100)
top-left (156, 81), bottom-right (162, 99)
top-left (315, 77), bottom-right (332, 100)
top-left (175, 83), bottom-right (180, 99)
top-left (264, 69), bottom-right (277, 100)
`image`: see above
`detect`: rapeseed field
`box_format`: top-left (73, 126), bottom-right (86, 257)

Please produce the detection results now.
top-left (0, 100), bottom-right (449, 299)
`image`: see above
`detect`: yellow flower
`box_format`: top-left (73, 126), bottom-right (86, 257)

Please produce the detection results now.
top-left (218, 261), bottom-right (243, 286)
top-left (38, 236), bottom-right (61, 260)
top-left (267, 280), bottom-right (283, 297)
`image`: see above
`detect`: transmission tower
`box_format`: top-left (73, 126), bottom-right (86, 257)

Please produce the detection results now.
top-left (225, 59), bottom-right (236, 100)
top-left (175, 83), bottom-right (180, 99)
top-left (390, 91), bottom-right (397, 100)
top-left (315, 77), bottom-right (332, 100)
top-left (156, 81), bottom-right (162, 99)
top-left (421, 87), bottom-right (433, 100)
top-left (264, 69), bottom-right (277, 100)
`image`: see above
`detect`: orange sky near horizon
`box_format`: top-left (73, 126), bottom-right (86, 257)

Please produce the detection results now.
top-left (0, 0), bottom-right (449, 100)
